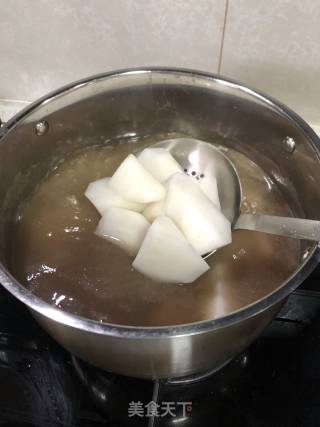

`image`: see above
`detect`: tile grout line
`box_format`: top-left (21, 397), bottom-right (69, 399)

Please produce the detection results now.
top-left (217, 0), bottom-right (229, 75)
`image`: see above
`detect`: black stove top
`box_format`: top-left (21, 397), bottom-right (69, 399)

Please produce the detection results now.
top-left (1, 269), bottom-right (320, 427)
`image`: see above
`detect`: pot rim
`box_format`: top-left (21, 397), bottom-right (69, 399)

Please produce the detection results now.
top-left (1, 66), bottom-right (319, 338)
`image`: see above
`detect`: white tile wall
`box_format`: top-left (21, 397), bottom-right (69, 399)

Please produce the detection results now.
top-left (0, 0), bottom-right (226, 101)
top-left (220, 0), bottom-right (320, 125)
top-left (0, 100), bottom-right (29, 122)
top-left (1, 0), bottom-right (319, 126)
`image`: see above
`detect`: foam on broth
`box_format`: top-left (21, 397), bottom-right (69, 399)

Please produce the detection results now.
top-left (11, 136), bottom-right (301, 326)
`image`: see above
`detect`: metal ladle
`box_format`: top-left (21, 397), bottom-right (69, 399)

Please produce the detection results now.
top-left (155, 138), bottom-right (320, 246)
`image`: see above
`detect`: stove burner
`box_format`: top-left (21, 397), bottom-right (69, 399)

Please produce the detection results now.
top-left (0, 287), bottom-right (320, 426)
top-left (164, 358), bottom-right (232, 385)
top-left (71, 350), bottom-right (253, 426)
top-left (72, 355), bottom-right (154, 424)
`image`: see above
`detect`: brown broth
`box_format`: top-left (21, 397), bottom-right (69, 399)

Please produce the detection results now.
top-left (11, 138), bottom-right (301, 326)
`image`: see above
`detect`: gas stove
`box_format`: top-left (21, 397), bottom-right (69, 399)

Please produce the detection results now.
top-left (0, 266), bottom-right (320, 427)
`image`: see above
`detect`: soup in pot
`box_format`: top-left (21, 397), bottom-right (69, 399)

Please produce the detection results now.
top-left (11, 135), bottom-right (301, 326)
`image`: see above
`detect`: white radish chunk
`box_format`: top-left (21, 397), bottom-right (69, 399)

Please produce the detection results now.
top-left (138, 148), bottom-right (183, 183)
top-left (85, 177), bottom-right (145, 215)
top-left (143, 199), bottom-right (166, 223)
top-left (95, 207), bottom-right (150, 256)
top-left (165, 174), bottom-right (231, 255)
top-left (132, 216), bottom-right (209, 283)
top-left (199, 175), bottom-right (221, 210)
top-left (110, 154), bottom-right (165, 203)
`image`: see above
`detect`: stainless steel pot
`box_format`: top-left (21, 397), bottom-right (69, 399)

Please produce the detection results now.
top-left (0, 68), bottom-right (320, 379)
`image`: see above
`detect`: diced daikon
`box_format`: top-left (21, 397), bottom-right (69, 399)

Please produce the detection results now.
top-left (143, 199), bottom-right (166, 223)
top-left (85, 177), bottom-right (145, 215)
top-left (138, 148), bottom-right (182, 182)
top-left (110, 154), bottom-right (165, 203)
top-left (165, 174), bottom-right (231, 255)
top-left (95, 207), bottom-right (150, 256)
top-left (199, 175), bottom-right (221, 210)
top-left (132, 216), bottom-right (209, 283)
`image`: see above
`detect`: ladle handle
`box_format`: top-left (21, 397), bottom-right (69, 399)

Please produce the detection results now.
top-left (234, 214), bottom-right (320, 241)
